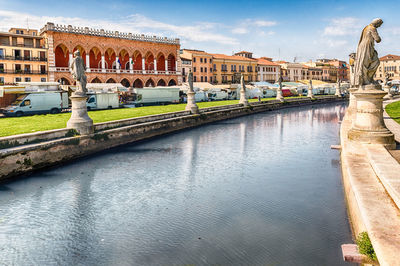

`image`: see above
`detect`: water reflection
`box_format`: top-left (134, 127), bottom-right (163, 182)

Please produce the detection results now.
top-left (0, 102), bottom-right (353, 265)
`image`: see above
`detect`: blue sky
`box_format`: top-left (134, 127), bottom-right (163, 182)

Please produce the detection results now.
top-left (0, 0), bottom-right (399, 62)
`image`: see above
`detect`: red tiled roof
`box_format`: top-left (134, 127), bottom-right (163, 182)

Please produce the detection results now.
top-left (211, 53), bottom-right (257, 62)
top-left (235, 51), bottom-right (252, 54)
top-left (257, 58), bottom-right (279, 66)
top-left (380, 54), bottom-right (400, 61)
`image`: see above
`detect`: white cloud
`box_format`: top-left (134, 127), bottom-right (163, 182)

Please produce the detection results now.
top-left (254, 20), bottom-right (277, 27)
top-left (0, 10), bottom-right (238, 45)
top-left (231, 18), bottom-right (277, 35)
top-left (232, 27), bottom-right (248, 34)
top-left (323, 17), bottom-right (362, 36)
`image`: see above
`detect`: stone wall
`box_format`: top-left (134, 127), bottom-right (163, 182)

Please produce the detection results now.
top-left (0, 97), bottom-right (344, 182)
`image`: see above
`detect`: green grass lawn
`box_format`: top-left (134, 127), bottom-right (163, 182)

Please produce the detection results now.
top-left (386, 101), bottom-right (400, 124)
top-left (0, 96), bottom-right (302, 137)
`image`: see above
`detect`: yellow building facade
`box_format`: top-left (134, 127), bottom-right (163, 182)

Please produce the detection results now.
top-left (0, 28), bottom-right (48, 85)
top-left (211, 54), bottom-right (258, 84)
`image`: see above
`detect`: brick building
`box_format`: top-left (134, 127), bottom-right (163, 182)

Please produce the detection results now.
top-left (40, 22), bottom-right (181, 88)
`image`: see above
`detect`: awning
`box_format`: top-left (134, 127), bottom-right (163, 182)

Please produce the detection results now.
top-left (0, 86), bottom-right (26, 96)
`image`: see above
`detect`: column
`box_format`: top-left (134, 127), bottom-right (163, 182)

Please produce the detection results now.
top-left (154, 59), bottom-right (157, 74)
top-left (33, 39), bottom-right (37, 48)
top-left (165, 59), bottom-right (169, 74)
top-left (175, 60), bottom-right (178, 73)
top-left (69, 53), bottom-right (73, 67)
top-left (86, 54), bottom-right (90, 72)
top-left (142, 58), bottom-right (146, 74)
top-left (129, 57), bottom-right (133, 73)
top-left (101, 55), bottom-right (106, 73)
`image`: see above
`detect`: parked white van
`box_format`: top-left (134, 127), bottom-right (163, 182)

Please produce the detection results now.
top-left (86, 93), bottom-right (119, 110)
top-left (3, 92), bottom-right (69, 117)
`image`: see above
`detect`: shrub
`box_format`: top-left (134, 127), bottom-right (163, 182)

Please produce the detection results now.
top-left (356, 232), bottom-right (377, 261)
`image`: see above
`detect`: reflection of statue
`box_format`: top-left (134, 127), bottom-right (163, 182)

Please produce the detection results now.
top-left (354, 18), bottom-right (383, 87)
top-left (70, 50), bottom-right (87, 95)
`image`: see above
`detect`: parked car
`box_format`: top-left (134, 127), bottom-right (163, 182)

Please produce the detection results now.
top-left (3, 92), bottom-right (68, 117)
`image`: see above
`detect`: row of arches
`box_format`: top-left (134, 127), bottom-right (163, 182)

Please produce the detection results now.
top-left (55, 44), bottom-right (177, 71)
top-left (58, 77), bottom-right (177, 88)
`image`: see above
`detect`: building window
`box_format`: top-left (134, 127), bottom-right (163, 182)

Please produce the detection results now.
top-left (183, 76), bottom-right (186, 82)
top-left (25, 77), bottom-right (31, 82)
top-left (205, 76), bottom-right (207, 82)
top-left (194, 76), bottom-right (197, 82)
top-left (24, 50), bottom-right (30, 60)
top-left (15, 77), bottom-right (21, 82)
top-left (201, 76), bottom-right (203, 82)
top-left (0, 77), bottom-right (4, 85)
top-left (210, 68), bottom-right (212, 73)
top-left (193, 57), bottom-right (196, 63)
top-left (41, 78), bottom-right (46, 82)
top-left (200, 58), bottom-right (203, 63)
top-left (15, 64), bottom-right (22, 73)
top-left (210, 77), bottom-right (213, 83)
top-left (0, 63), bottom-right (4, 73)
top-left (213, 64), bottom-right (216, 71)
top-left (205, 68), bottom-right (207, 73)
top-left (0, 49), bottom-right (3, 59)
top-left (194, 67), bottom-right (196, 72)
top-left (14, 50), bottom-right (21, 60)
top-left (205, 58), bottom-right (207, 63)
top-left (200, 67), bottom-right (203, 72)
top-left (24, 65), bottom-right (31, 74)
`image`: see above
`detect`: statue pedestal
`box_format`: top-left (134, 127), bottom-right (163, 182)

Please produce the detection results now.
top-left (67, 94), bottom-right (94, 135)
top-left (185, 91), bottom-right (199, 114)
top-left (383, 85), bottom-right (393, 100)
top-left (307, 88), bottom-right (314, 99)
top-left (335, 85), bottom-right (342, 97)
top-left (276, 89), bottom-right (284, 102)
top-left (239, 90), bottom-right (250, 106)
top-left (348, 85), bottom-right (395, 149)
top-left (345, 87), bottom-right (358, 121)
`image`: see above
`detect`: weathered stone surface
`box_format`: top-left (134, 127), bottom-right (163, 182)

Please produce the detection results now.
top-left (348, 87), bottom-right (395, 149)
top-left (67, 95), bottom-right (94, 135)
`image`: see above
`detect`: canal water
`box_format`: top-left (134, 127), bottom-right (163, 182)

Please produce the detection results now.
top-left (0, 102), bottom-right (353, 266)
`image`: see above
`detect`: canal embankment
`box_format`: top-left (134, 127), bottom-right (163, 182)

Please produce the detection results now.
top-left (340, 98), bottom-right (400, 266)
top-left (0, 96), bottom-right (344, 182)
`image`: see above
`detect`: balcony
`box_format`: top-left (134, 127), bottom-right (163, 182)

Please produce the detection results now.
top-left (54, 67), bottom-right (179, 75)
top-left (0, 69), bottom-right (47, 74)
top-left (0, 55), bottom-right (47, 62)
top-left (0, 43), bottom-right (46, 49)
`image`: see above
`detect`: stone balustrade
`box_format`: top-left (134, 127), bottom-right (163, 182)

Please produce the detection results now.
top-left (40, 22), bottom-right (180, 45)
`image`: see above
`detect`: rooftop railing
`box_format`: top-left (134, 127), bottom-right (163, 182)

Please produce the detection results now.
top-left (40, 22), bottom-right (180, 45)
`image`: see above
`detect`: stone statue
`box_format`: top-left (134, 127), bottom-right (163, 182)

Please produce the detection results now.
top-left (188, 70), bottom-right (194, 91)
top-left (354, 18), bottom-right (383, 87)
top-left (384, 72), bottom-right (390, 86)
top-left (239, 74), bottom-right (249, 106)
top-left (70, 50), bottom-right (87, 95)
top-left (349, 53), bottom-right (356, 86)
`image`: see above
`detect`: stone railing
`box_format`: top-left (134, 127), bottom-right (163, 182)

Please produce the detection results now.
top-left (54, 67), bottom-right (180, 75)
top-left (40, 22), bottom-right (180, 45)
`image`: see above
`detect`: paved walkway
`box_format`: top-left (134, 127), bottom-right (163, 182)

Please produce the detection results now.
top-left (383, 97), bottom-right (400, 143)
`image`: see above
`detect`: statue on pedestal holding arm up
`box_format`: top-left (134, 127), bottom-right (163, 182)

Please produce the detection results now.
top-left (354, 18), bottom-right (383, 87)
top-left (70, 50), bottom-right (87, 95)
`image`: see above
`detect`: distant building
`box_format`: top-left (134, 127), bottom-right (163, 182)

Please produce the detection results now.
top-left (40, 22), bottom-right (180, 88)
top-left (316, 59), bottom-right (348, 81)
top-left (179, 52), bottom-right (192, 83)
top-left (375, 54), bottom-right (400, 82)
top-left (181, 49), bottom-right (213, 83)
top-left (277, 62), bottom-right (303, 81)
top-left (0, 28), bottom-right (48, 85)
top-left (211, 53), bottom-right (258, 84)
top-left (234, 51), bottom-right (254, 59)
top-left (257, 57), bottom-right (280, 83)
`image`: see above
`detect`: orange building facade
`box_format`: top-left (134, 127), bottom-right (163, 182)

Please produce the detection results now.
top-left (40, 23), bottom-right (180, 88)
